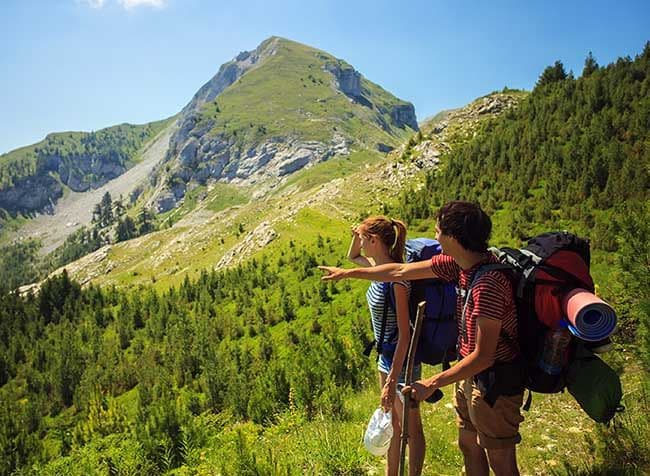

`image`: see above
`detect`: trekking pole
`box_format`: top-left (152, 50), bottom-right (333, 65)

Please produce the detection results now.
top-left (398, 301), bottom-right (426, 476)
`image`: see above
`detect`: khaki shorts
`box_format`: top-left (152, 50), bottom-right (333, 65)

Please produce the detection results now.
top-left (454, 377), bottom-right (524, 449)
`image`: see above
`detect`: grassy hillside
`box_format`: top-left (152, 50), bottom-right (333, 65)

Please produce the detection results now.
top-left (393, 45), bottom-right (649, 240)
top-left (2, 206), bottom-right (647, 475)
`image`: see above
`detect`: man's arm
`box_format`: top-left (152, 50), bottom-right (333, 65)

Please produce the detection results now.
top-left (319, 259), bottom-right (438, 282)
top-left (405, 315), bottom-right (502, 400)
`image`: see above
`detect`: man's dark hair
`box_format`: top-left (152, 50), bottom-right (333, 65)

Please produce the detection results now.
top-left (436, 201), bottom-right (492, 252)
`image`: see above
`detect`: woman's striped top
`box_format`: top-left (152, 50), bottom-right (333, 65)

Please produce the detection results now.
top-left (366, 280), bottom-right (411, 346)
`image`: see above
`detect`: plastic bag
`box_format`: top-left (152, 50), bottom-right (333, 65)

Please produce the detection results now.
top-left (363, 408), bottom-right (393, 456)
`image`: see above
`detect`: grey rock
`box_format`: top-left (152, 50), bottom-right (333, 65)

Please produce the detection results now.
top-left (171, 183), bottom-right (186, 200)
top-left (154, 191), bottom-right (177, 213)
top-left (176, 167), bottom-right (193, 182)
top-left (190, 120), bottom-right (214, 139)
top-left (278, 148), bottom-right (314, 176)
top-left (376, 143), bottom-right (394, 153)
top-left (324, 62), bottom-right (362, 98)
top-left (195, 164), bottom-right (211, 184)
top-left (236, 51), bottom-right (251, 62)
top-left (210, 154), bottom-right (230, 178)
top-left (390, 103), bottom-right (419, 130)
top-left (180, 138), bottom-right (199, 166)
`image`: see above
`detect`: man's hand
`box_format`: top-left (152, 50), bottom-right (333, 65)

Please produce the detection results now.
top-left (402, 378), bottom-right (437, 402)
top-left (318, 266), bottom-right (348, 281)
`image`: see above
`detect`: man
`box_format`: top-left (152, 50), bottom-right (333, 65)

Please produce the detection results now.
top-left (320, 201), bottom-right (524, 476)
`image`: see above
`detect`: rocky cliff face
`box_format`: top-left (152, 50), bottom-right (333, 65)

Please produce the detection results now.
top-left (324, 63), bottom-right (362, 98)
top-left (0, 175), bottom-right (63, 214)
top-left (390, 103), bottom-right (418, 130)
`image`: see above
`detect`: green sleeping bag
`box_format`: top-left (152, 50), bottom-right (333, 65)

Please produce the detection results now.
top-left (566, 346), bottom-right (624, 424)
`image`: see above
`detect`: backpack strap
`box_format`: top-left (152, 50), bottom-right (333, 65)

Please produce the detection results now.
top-left (459, 263), bottom-right (510, 345)
top-left (523, 389), bottom-right (533, 411)
top-left (376, 282), bottom-right (393, 356)
top-left (362, 282), bottom-right (394, 358)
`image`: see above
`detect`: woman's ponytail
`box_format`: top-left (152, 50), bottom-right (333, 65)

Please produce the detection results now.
top-left (388, 218), bottom-right (407, 263)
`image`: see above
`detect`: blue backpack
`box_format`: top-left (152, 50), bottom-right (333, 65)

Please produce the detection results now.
top-left (369, 238), bottom-right (458, 368)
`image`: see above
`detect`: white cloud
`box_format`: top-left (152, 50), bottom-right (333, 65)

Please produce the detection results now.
top-left (76, 0), bottom-right (167, 9)
top-left (77, 0), bottom-right (107, 8)
top-left (117, 0), bottom-right (167, 9)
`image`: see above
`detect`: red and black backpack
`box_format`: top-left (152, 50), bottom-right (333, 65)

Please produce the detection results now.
top-left (471, 232), bottom-right (622, 423)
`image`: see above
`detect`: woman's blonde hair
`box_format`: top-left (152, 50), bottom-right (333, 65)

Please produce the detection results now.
top-left (359, 215), bottom-right (407, 263)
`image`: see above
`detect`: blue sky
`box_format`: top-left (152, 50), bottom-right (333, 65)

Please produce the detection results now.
top-left (1, 0), bottom-right (648, 154)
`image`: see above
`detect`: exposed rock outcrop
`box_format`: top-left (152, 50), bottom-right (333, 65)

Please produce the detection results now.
top-left (324, 63), bottom-right (362, 98)
top-left (390, 103), bottom-right (418, 130)
top-left (174, 37), bottom-right (280, 147)
top-left (148, 37), bottom-right (415, 213)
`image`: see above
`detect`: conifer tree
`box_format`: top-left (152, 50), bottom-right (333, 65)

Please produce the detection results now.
top-left (536, 60), bottom-right (568, 88)
top-left (582, 51), bottom-right (599, 77)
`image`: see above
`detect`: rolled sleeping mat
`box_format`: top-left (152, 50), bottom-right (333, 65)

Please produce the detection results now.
top-left (562, 288), bottom-right (617, 342)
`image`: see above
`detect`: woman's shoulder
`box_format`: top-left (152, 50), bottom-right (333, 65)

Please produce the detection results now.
top-left (393, 280), bottom-right (411, 291)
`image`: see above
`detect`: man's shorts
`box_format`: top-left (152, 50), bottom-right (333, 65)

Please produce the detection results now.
top-left (454, 377), bottom-right (524, 449)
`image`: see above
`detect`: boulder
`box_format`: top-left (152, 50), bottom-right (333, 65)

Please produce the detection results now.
top-left (278, 148), bottom-right (314, 176)
top-left (376, 143), bottom-right (394, 153)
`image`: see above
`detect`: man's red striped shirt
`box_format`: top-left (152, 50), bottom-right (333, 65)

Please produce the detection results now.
top-left (430, 254), bottom-right (519, 361)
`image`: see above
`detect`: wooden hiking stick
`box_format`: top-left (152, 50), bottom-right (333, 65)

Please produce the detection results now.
top-left (398, 301), bottom-right (426, 476)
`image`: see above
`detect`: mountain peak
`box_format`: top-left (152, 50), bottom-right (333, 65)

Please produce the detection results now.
top-left (156, 38), bottom-right (418, 211)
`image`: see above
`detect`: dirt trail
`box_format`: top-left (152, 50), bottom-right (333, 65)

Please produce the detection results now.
top-left (16, 124), bottom-right (176, 254)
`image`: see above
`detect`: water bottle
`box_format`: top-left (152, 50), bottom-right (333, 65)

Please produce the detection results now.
top-left (538, 328), bottom-right (571, 375)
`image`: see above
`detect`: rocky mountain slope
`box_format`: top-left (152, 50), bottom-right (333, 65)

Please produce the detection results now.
top-left (15, 126), bottom-right (176, 253)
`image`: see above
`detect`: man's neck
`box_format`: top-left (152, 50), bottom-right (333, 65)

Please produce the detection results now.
top-left (453, 250), bottom-right (489, 270)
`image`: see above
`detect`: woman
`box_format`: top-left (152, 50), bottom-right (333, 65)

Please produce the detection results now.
top-left (348, 216), bottom-right (425, 476)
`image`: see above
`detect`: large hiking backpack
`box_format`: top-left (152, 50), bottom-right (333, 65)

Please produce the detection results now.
top-left (370, 238), bottom-right (458, 367)
top-left (479, 231), bottom-right (623, 423)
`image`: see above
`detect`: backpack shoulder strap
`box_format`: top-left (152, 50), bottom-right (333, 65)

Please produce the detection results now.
top-left (376, 282), bottom-right (394, 355)
top-left (460, 263), bottom-right (512, 344)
